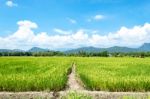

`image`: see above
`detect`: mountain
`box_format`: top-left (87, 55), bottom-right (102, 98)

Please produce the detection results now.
top-left (28, 47), bottom-right (49, 52)
top-left (103, 46), bottom-right (137, 52)
top-left (1, 43), bottom-right (150, 53)
top-left (12, 49), bottom-right (24, 52)
top-left (138, 43), bottom-right (150, 51)
top-left (65, 43), bottom-right (150, 53)
top-left (65, 46), bottom-right (136, 53)
top-left (0, 49), bottom-right (24, 52)
top-left (0, 49), bottom-right (12, 52)
top-left (65, 46), bottom-right (101, 53)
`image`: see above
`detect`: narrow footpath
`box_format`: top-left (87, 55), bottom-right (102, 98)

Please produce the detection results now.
top-left (67, 63), bottom-right (84, 90)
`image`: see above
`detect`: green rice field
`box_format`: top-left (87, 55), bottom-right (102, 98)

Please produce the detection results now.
top-left (76, 57), bottom-right (150, 92)
top-left (0, 57), bottom-right (150, 92)
top-left (0, 57), bottom-right (72, 91)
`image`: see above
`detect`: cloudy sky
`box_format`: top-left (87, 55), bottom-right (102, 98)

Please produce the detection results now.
top-left (0, 0), bottom-right (150, 50)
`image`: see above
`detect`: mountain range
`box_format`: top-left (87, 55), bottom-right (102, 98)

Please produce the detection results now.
top-left (0, 43), bottom-right (150, 53)
top-left (28, 47), bottom-right (49, 52)
top-left (65, 43), bottom-right (150, 53)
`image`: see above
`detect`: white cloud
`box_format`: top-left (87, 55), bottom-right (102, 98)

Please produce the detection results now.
top-left (9, 20), bottom-right (37, 41)
top-left (67, 18), bottom-right (77, 24)
top-left (6, 0), bottom-right (18, 7)
top-left (53, 28), bottom-right (72, 35)
top-left (0, 20), bottom-right (150, 50)
top-left (94, 15), bottom-right (104, 20)
top-left (88, 14), bottom-right (104, 22)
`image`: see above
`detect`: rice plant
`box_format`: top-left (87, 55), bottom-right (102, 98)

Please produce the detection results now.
top-left (76, 57), bottom-right (150, 91)
top-left (0, 57), bottom-right (72, 91)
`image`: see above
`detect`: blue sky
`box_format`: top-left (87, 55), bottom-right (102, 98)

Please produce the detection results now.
top-left (0, 0), bottom-right (150, 50)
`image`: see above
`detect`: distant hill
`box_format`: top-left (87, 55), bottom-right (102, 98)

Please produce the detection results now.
top-left (0, 49), bottom-right (24, 52)
top-left (0, 47), bottom-right (49, 53)
top-left (65, 46), bottom-right (136, 53)
top-left (65, 46), bottom-right (101, 53)
top-left (103, 46), bottom-right (137, 53)
top-left (138, 43), bottom-right (150, 51)
top-left (28, 47), bottom-right (49, 52)
top-left (12, 49), bottom-right (24, 52)
top-left (1, 43), bottom-right (150, 53)
top-left (0, 49), bottom-right (12, 52)
top-left (65, 43), bottom-right (150, 53)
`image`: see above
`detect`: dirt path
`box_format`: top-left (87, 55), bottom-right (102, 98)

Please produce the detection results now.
top-left (67, 63), bottom-right (84, 90)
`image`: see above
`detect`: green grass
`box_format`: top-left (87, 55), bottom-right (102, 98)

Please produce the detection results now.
top-left (0, 57), bottom-right (72, 91)
top-left (76, 57), bottom-right (150, 92)
top-left (0, 57), bottom-right (150, 92)
top-left (62, 91), bottom-right (92, 99)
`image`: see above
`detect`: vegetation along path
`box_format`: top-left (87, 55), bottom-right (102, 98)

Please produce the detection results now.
top-left (0, 62), bottom-right (150, 99)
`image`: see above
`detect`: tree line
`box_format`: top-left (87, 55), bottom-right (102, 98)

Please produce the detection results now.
top-left (0, 51), bottom-right (150, 57)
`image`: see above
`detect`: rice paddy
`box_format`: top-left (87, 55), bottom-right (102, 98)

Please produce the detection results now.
top-left (76, 57), bottom-right (150, 92)
top-left (0, 57), bottom-right (150, 92)
top-left (0, 57), bottom-right (72, 91)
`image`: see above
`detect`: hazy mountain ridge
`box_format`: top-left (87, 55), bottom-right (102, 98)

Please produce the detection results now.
top-left (28, 47), bottom-right (49, 52)
top-left (0, 43), bottom-right (150, 53)
top-left (65, 43), bottom-right (150, 53)
top-left (0, 47), bottom-right (49, 52)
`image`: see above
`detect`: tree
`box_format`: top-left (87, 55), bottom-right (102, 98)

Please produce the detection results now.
top-left (140, 52), bottom-right (145, 58)
top-left (101, 51), bottom-right (109, 57)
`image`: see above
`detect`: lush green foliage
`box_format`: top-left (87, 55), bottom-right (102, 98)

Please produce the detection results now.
top-left (0, 51), bottom-right (64, 56)
top-left (1, 51), bottom-right (150, 58)
top-left (0, 57), bottom-right (150, 92)
top-left (76, 57), bottom-right (150, 91)
top-left (0, 57), bottom-right (72, 91)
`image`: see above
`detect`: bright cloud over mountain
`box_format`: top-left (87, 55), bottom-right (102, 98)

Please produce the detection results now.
top-left (0, 20), bottom-right (150, 50)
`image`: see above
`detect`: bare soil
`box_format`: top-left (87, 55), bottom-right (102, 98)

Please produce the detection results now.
top-left (67, 63), bottom-right (84, 90)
